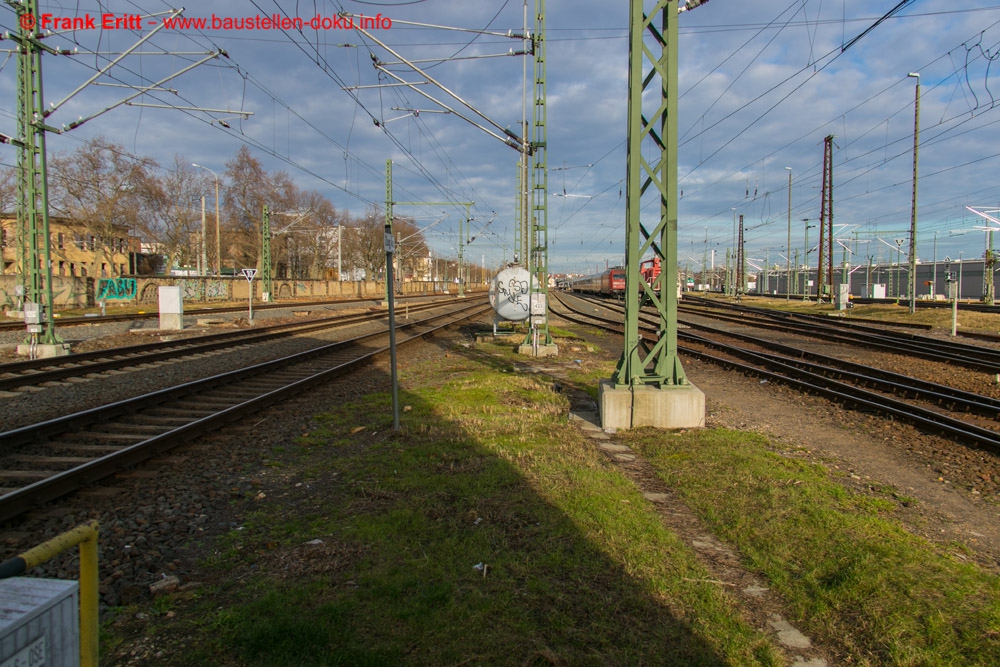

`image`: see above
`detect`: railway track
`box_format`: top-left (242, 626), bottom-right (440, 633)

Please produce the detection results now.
top-left (0, 299), bottom-right (449, 393)
top-left (0, 298), bottom-right (490, 524)
top-left (678, 297), bottom-right (1000, 373)
top-left (0, 292), bottom-right (454, 333)
top-left (684, 294), bottom-right (1000, 344)
top-left (552, 292), bottom-right (1000, 455)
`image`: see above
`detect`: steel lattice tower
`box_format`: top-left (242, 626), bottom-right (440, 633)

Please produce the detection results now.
top-left (818, 135), bottom-right (834, 300)
top-left (613, 0), bottom-right (686, 388)
top-left (528, 0), bottom-right (551, 344)
top-left (261, 205), bottom-right (272, 300)
top-left (9, 0), bottom-right (61, 344)
top-left (736, 215), bottom-right (745, 297)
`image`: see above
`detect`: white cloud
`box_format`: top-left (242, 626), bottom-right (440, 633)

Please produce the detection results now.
top-left (3, 0), bottom-right (1000, 271)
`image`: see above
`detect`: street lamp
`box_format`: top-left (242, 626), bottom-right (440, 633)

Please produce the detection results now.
top-left (192, 163), bottom-right (221, 275)
top-left (785, 166), bottom-right (792, 300)
top-left (907, 73), bottom-right (920, 314)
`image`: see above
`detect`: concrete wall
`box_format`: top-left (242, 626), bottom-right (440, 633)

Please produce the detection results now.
top-left (0, 275), bottom-right (464, 310)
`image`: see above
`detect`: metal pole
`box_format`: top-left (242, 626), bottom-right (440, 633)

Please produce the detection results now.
top-left (959, 254), bottom-right (963, 298)
top-left (932, 231), bottom-right (937, 299)
top-left (200, 195), bottom-right (207, 276)
top-left (908, 73), bottom-right (920, 314)
top-left (803, 219), bottom-right (811, 300)
top-left (952, 284), bottom-right (958, 336)
top-left (731, 208), bottom-right (737, 296)
top-left (785, 167), bottom-right (792, 299)
top-left (385, 160), bottom-right (393, 304)
top-left (385, 222), bottom-right (400, 431)
top-left (458, 207), bottom-right (465, 297)
top-left (193, 163), bottom-right (221, 275)
top-left (214, 177), bottom-right (221, 275)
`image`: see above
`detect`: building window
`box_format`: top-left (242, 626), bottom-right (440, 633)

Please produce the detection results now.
top-left (57, 233), bottom-right (65, 250)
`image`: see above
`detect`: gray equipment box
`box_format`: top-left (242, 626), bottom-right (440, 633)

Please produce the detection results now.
top-left (0, 577), bottom-right (79, 667)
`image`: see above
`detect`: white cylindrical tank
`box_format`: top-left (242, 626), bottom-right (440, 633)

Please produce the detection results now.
top-left (488, 267), bottom-right (531, 322)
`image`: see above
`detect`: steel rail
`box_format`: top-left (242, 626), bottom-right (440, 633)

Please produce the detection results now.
top-left (678, 306), bottom-right (1000, 368)
top-left (680, 331), bottom-right (1000, 418)
top-left (569, 293), bottom-right (1000, 415)
top-left (0, 300), bottom-right (490, 524)
top-left (673, 327), bottom-right (1000, 416)
top-left (682, 295), bottom-right (935, 331)
top-left (0, 292), bottom-right (468, 333)
top-left (0, 300), bottom-right (448, 392)
top-left (552, 293), bottom-right (1000, 454)
top-left (681, 296), bottom-right (1000, 359)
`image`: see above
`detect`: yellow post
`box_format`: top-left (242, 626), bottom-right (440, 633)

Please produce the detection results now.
top-left (3, 520), bottom-right (100, 667)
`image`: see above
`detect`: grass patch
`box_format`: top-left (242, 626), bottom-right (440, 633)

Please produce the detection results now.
top-left (127, 350), bottom-right (779, 665)
top-left (106, 340), bottom-right (1000, 665)
top-left (620, 427), bottom-right (1000, 665)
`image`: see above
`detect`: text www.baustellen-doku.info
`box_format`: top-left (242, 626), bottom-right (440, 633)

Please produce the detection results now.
top-left (17, 11), bottom-right (392, 32)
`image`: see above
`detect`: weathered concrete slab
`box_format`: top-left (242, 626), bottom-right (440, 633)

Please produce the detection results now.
top-left (598, 380), bottom-right (705, 431)
top-left (517, 343), bottom-right (559, 358)
top-left (16, 343), bottom-right (72, 359)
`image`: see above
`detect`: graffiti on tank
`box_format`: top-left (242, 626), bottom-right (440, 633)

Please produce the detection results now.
top-left (497, 278), bottom-right (529, 313)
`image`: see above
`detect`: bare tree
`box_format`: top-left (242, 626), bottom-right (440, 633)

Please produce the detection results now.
top-left (352, 207), bottom-right (388, 281)
top-left (49, 137), bottom-right (158, 277)
top-left (0, 166), bottom-right (15, 217)
top-left (392, 216), bottom-right (429, 281)
top-left (0, 167), bottom-right (14, 260)
top-left (142, 156), bottom-right (209, 274)
top-left (223, 146), bottom-right (298, 273)
top-left (294, 189), bottom-right (340, 279)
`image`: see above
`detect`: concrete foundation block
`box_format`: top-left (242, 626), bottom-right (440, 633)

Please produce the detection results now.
top-left (159, 313), bottom-right (184, 330)
top-left (598, 379), bottom-right (705, 431)
top-left (16, 342), bottom-right (72, 359)
top-left (517, 343), bottom-right (559, 358)
top-left (598, 380), bottom-right (635, 431)
top-left (158, 286), bottom-right (184, 331)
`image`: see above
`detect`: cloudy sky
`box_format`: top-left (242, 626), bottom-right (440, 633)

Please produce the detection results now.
top-left (3, 0), bottom-right (1000, 275)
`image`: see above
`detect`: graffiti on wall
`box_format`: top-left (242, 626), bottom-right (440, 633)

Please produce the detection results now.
top-left (205, 280), bottom-right (228, 299)
top-left (0, 277), bottom-right (90, 309)
top-left (96, 277), bottom-right (137, 301)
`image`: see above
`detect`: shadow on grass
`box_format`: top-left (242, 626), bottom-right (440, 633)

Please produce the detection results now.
top-left (182, 338), bottom-right (775, 666)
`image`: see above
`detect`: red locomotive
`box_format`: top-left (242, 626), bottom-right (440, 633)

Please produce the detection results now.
top-left (640, 257), bottom-right (661, 291)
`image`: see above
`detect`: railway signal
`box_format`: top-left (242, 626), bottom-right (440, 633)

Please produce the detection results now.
top-left (242, 268), bottom-right (257, 323)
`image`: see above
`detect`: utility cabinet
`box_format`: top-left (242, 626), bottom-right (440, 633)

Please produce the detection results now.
top-left (0, 578), bottom-right (79, 667)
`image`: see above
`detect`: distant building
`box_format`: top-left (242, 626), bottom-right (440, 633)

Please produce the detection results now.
top-left (1, 215), bottom-right (133, 278)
